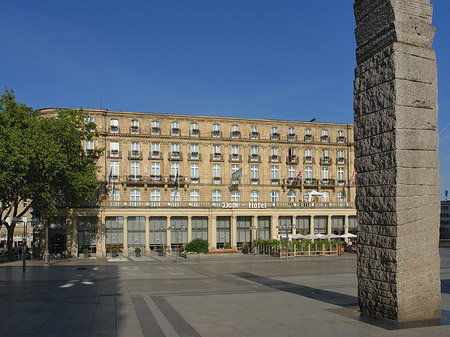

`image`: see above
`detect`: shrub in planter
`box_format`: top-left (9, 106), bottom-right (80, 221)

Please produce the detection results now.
top-left (242, 245), bottom-right (249, 254)
top-left (82, 248), bottom-right (89, 258)
top-left (185, 238), bottom-right (208, 254)
top-left (112, 247), bottom-right (118, 257)
top-left (156, 247), bottom-right (164, 256)
top-left (179, 247), bottom-right (185, 253)
top-left (135, 247), bottom-right (141, 257)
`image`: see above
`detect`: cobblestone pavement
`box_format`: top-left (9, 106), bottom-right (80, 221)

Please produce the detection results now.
top-left (1, 249), bottom-right (449, 336)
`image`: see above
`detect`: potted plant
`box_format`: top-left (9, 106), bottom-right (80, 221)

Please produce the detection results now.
top-left (112, 247), bottom-right (118, 257)
top-left (156, 246), bottom-right (164, 256)
top-left (242, 245), bottom-right (249, 254)
top-left (135, 247), bottom-right (141, 257)
top-left (82, 248), bottom-right (89, 258)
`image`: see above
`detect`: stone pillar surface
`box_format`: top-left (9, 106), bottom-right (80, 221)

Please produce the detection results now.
top-left (123, 217), bottom-right (128, 257)
top-left (353, 0), bottom-right (441, 321)
top-left (144, 216), bottom-right (150, 255)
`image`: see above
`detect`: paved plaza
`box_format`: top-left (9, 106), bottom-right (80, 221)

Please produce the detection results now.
top-left (0, 249), bottom-right (449, 337)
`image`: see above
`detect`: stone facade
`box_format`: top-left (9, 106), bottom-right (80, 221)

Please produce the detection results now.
top-left (353, 0), bottom-right (441, 321)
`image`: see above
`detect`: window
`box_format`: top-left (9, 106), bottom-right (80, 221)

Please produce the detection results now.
top-left (338, 167), bottom-right (345, 184)
top-left (288, 128), bottom-right (295, 135)
top-left (250, 190), bottom-right (259, 202)
top-left (110, 189), bottom-right (120, 201)
top-left (213, 124), bottom-right (221, 137)
top-left (288, 166), bottom-right (296, 179)
top-left (190, 190), bottom-right (200, 203)
top-left (337, 191), bottom-right (345, 203)
top-left (151, 162), bottom-right (160, 179)
top-left (131, 189), bottom-right (140, 201)
top-left (288, 128), bottom-right (296, 141)
top-left (250, 146), bottom-right (259, 161)
top-left (305, 166), bottom-right (312, 180)
top-left (152, 121), bottom-right (160, 135)
top-left (251, 126), bottom-right (259, 139)
top-left (213, 145), bottom-right (221, 160)
top-left (191, 163), bottom-right (199, 182)
top-left (212, 190), bottom-right (222, 202)
top-left (213, 164), bottom-right (221, 181)
top-left (231, 125), bottom-right (240, 138)
top-left (171, 190), bottom-right (181, 202)
top-left (131, 162), bottom-right (140, 178)
top-left (288, 148), bottom-right (296, 162)
top-left (322, 149), bottom-right (329, 163)
top-left (152, 143), bottom-right (160, 158)
top-left (322, 167), bottom-right (329, 180)
top-left (191, 123), bottom-right (199, 136)
top-left (191, 144), bottom-right (199, 159)
top-left (231, 190), bottom-right (240, 202)
top-left (131, 142), bottom-right (140, 157)
top-left (271, 191), bottom-right (279, 202)
top-left (288, 191), bottom-right (296, 202)
top-left (110, 161), bottom-right (119, 182)
top-left (151, 189), bottom-right (160, 201)
top-left (171, 122), bottom-right (180, 136)
top-left (271, 165), bottom-right (279, 181)
top-left (305, 148), bottom-right (312, 163)
top-left (171, 163), bottom-right (179, 177)
top-left (271, 127), bottom-right (279, 140)
top-left (271, 147), bottom-right (279, 161)
top-left (251, 165), bottom-right (258, 182)
top-left (110, 141), bottom-right (119, 157)
top-left (231, 164), bottom-right (239, 174)
top-left (85, 140), bottom-right (94, 155)
top-left (338, 130), bottom-right (345, 143)
top-left (131, 120), bottom-right (139, 134)
top-left (110, 119), bottom-right (119, 133)
top-left (321, 129), bottom-right (329, 142)
top-left (305, 128), bottom-right (312, 142)
top-left (231, 146), bottom-right (239, 160)
top-left (321, 191), bottom-right (329, 202)
top-left (85, 117), bottom-right (94, 124)
top-left (337, 150), bottom-right (345, 164)
top-left (171, 144), bottom-right (180, 158)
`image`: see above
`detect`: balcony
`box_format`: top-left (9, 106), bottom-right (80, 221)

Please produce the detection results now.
top-left (321, 179), bottom-right (335, 186)
top-left (270, 155), bottom-right (281, 163)
top-left (231, 131), bottom-right (241, 139)
top-left (213, 177), bottom-right (222, 184)
top-left (212, 131), bottom-right (222, 138)
top-left (151, 151), bottom-right (162, 159)
top-left (304, 178), bottom-right (318, 186)
top-left (271, 178), bottom-right (280, 185)
top-left (171, 128), bottom-right (180, 136)
top-left (304, 135), bottom-right (313, 142)
top-left (321, 135), bottom-right (329, 143)
top-left (337, 158), bottom-right (345, 165)
top-left (130, 126), bottom-right (139, 134)
top-left (127, 175), bottom-right (144, 184)
top-left (110, 175), bottom-right (120, 183)
top-left (250, 132), bottom-right (259, 140)
top-left (271, 133), bottom-right (280, 140)
top-left (288, 134), bottom-right (297, 142)
top-left (320, 157), bottom-right (332, 165)
top-left (107, 150), bottom-right (121, 159)
top-left (128, 150), bottom-right (143, 160)
top-left (337, 179), bottom-right (346, 186)
top-left (188, 152), bottom-right (202, 161)
top-left (303, 156), bottom-right (314, 164)
top-left (286, 155), bottom-right (299, 164)
top-left (210, 153), bottom-right (223, 162)
top-left (152, 127), bottom-right (161, 135)
top-left (230, 154), bottom-right (242, 162)
top-left (337, 136), bottom-right (346, 143)
top-left (191, 129), bottom-right (200, 137)
top-left (190, 177), bottom-right (200, 184)
top-left (250, 178), bottom-right (259, 185)
top-left (109, 126), bottom-right (119, 134)
top-left (169, 152), bottom-right (182, 161)
top-left (249, 154), bottom-right (261, 163)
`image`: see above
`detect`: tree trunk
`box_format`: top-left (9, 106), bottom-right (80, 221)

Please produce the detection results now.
top-left (6, 223), bottom-right (16, 262)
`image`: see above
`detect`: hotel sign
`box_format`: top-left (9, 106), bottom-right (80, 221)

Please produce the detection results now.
top-left (221, 202), bottom-right (267, 209)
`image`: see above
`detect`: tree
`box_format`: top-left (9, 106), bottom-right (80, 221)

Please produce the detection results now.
top-left (0, 88), bottom-right (103, 260)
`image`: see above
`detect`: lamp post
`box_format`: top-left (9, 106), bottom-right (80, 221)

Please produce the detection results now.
top-left (251, 225), bottom-right (260, 254)
top-left (279, 224), bottom-right (295, 261)
top-left (12, 217), bottom-right (40, 274)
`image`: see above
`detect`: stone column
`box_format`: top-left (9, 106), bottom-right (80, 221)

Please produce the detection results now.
top-left (327, 215), bottom-right (332, 235)
top-left (231, 216), bottom-right (237, 249)
top-left (309, 215), bottom-right (315, 235)
top-left (123, 217), bottom-right (128, 257)
top-left (270, 215), bottom-right (278, 240)
top-left (209, 215), bottom-right (217, 250)
top-left (144, 216), bottom-right (150, 256)
top-left (187, 216), bottom-right (192, 243)
top-left (97, 214), bottom-right (106, 258)
top-left (353, 0), bottom-right (441, 321)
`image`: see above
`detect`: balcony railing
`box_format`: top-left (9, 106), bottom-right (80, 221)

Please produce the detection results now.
top-left (127, 175), bottom-right (144, 183)
top-left (304, 178), bottom-right (318, 185)
top-left (151, 151), bottom-right (161, 159)
top-left (190, 177), bottom-right (200, 184)
top-left (250, 132), bottom-right (259, 139)
top-left (250, 178), bottom-right (259, 185)
top-left (230, 154), bottom-right (242, 162)
top-left (321, 136), bottom-right (329, 143)
top-left (271, 133), bottom-right (280, 140)
top-left (169, 152), bottom-right (182, 160)
top-left (286, 155), bottom-right (299, 164)
top-left (212, 131), bottom-right (222, 138)
top-left (304, 135), bottom-right (313, 142)
top-left (249, 154), bottom-right (261, 163)
top-left (320, 157), bottom-right (332, 165)
top-left (210, 153), bottom-right (223, 161)
top-left (321, 179), bottom-right (335, 186)
top-left (110, 126), bottom-right (119, 133)
top-left (152, 127), bottom-right (161, 135)
top-left (288, 134), bottom-right (297, 141)
top-left (270, 155), bottom-right (281, 163)
top-left (188, 152), bottom-right (201, 161)
top-left (231, 131), bottom-right (241, 139)
top-left (107, 150), bottom-right (121, 159)
top-left (303, 157), bottom-right (314, 164)
top-left (171, 128), bottom-right (180, 136)
top-left (130, 126), bottom-right (139, 134)
top-left (191, 129), bottom-right (200, 137)
top-left (128, 151), bottom-right (143, 160)
top-left (337, 137), bottom-right (346, 143)
top-left (337, 158), bottom-right (345, 165)
top-left (213, 177), bottom-right (222, 184)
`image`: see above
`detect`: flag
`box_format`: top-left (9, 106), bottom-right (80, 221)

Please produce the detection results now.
top-left (108, 168), bottom-right (113, 185)
top-left (174, 170), bottom-right (179, 188)
top-left (446, 190), bottom-right (448, 198)
top-left (232, 167), bottom-right (243, 183)
top-left (350, 171), bottom-right (356, 186)
top-left (293, 171), bottom-right (302, 185)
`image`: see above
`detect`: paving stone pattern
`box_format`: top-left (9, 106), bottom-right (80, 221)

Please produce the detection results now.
top-left (353, 0), bottom-right (441, 321)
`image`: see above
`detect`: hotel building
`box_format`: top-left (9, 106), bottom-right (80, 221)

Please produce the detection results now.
top-left (38, 108), bottom-right (357, 257)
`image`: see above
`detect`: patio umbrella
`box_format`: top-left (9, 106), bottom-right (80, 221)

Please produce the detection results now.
top-left (304, 234), bottom-right (326, 240)
top-left (292, 234), bottom-right (306, 239)
top-left (339, 233), bottom-right (357, 238)
top-left (324, 233), bottom-right (340, 239)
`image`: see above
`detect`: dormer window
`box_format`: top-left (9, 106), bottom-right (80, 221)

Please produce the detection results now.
top-left (171, 122), bottom-right (180, 136)
top-left (131, 120), bottom-right (139, 134)
top-left (110, 119), bottom-right (119, 133)
top-left (191, 123), bottom-right (199, 137)
top-left (152, 121), bottom-right (160, 135)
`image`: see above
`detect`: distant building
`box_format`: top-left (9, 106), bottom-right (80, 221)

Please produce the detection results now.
top-left (38, 108), bottom-right (357, 257)
top-left (441, 200), bottom-right (450, 245)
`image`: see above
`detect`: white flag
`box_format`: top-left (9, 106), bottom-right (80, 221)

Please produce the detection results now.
top-left (232, 167), bottom-right (243, 183)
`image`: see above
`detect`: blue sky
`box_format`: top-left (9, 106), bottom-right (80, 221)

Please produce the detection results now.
top-left (1, 0), bottom-right (449, 198)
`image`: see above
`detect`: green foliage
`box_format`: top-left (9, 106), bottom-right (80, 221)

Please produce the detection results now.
top-left (242, 245), bottom-right (249, 251)
top-left (82, 248), bottom-right (89, 254)
top-left (179, 247), bottom-right (185, 253)
top-left (134, 247), bottom-right (141, 253)
top-left (112, 247), bottom-right (118, 253)
top-left (185, 238), bottom-right (208, 254)
top-left (156, 247), bottom-right (164, 252)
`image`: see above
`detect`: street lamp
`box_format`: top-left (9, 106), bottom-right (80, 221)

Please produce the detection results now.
top-left (251, 225), bottom-right (260, 254)
top-left (279, 224), bottom-right (295, 261)
top-left (172, 224), bottom-right (186, 264)
top-left (12, 217), bottom-right (40, 274)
